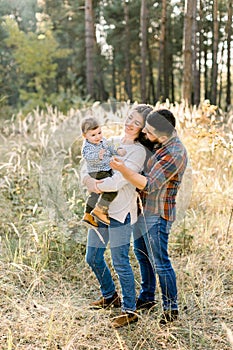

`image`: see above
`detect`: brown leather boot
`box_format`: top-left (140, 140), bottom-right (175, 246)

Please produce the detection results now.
top-left (90, 291), bottom-right (121, 309)
top-left (136, 298), bottom-right (157, 310)
top-left (111, 311), bottom-right (138, 328)
top-left (91, 206), bottom-right (110, 225)
top-left (159, 309), bottom-right (179, 325)
top-left (81, 213), bottom-right (98, 228)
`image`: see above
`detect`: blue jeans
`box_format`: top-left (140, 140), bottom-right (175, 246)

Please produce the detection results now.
top-left (133, 215), bottom-right (178, 311)
top-left (86, 213), bottom-right (136, 312)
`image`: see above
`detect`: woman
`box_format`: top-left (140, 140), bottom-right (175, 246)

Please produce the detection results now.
top-left (83, 104), bottom-right (153, 328)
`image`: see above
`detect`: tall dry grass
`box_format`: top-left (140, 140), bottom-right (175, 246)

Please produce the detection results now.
top-left (0, 101), bottom-right (232, 349)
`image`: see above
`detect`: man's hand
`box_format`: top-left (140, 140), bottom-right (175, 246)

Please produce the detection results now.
top-left (83, 175), bottom-right (103, 193)
top-left (116, 147), bottom-right (127, 157)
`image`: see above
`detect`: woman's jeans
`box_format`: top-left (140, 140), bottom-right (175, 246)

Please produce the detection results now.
top-left (133, 214), bottom-right (178, 311)
top-left (86, 213), bottom-right (136, 312)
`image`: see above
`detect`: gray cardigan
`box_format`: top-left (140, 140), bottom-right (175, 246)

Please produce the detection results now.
top-left (97, 137), bottom-right (146, 224)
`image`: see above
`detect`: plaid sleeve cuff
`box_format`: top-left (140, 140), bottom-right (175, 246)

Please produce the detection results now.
top-left (141, 178), bottom-right (149, 193)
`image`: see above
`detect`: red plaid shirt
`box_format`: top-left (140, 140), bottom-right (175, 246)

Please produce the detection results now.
top-left (140, 132), bottom-right (188, 221)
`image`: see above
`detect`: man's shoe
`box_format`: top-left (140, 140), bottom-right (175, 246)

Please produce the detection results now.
top-left (91, 206), bottom-right (110, 225)
top-left (111, 311), bottom-right (138, 328)
top-left (159, 309), bottom-right (179, 325)
top-left (136, 298), bottom-right (157, 310)
top-left (90, 291), bottom-right (121, 309)
top-left (81, 213), bottom-right (98, 228)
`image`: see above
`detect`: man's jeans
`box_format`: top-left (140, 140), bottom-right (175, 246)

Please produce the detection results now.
top-left (133, 214), bottom-right (178, 311)
top-left (86, 213), bottom-right (136, 311)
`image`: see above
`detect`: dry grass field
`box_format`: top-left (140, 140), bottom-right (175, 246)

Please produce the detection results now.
top-left (0, 101), bottom-right (232, 350)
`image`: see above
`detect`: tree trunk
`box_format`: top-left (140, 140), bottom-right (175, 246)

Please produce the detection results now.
top-left (171, 67), bottom-right (175, 103)
top-left (156, 0), bottom-right (166, 101)
top-left (204, 45), bottom-right (209, 99)
top-left (163, 3), bottom-right (169, 100)
top-left (192, 0), bottom-right (200, 106)
top-left (211, 0), bottom-right (218, 105)
top-left (182, 0), bottom-right (196, 105)
top-left (218, 42), bottom-right (225, 107)
top-left (123, 1), bottom-right (132, 101)
top-left (147, 39), bottom-right (156, 104)
top-left (226, 0), bottom-right (232, 108)
top-left (85, 0), bottom-right (95, 99)
top-left (140, 0), bottom-right (148, 103)
top-left (112, 50), bottom-right (117, 99)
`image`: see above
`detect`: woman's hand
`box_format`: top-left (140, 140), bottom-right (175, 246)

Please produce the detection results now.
top-left (83, 175), bottom-right (103, 193)
top-left (110, 157), bottom-right (147, 190)
top-left (110, 157), bottom-right (126, 171)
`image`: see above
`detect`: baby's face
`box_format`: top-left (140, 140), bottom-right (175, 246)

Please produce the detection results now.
top-left (84, 126), bottom-right (103, 145)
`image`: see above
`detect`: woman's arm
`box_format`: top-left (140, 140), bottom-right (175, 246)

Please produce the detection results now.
top-left (97, 146), bottom-right (146, 192)
top-left (111, 143), bottom-right (188, 193)
top-left (110, 157), bottom-right (147, 190)
top-left (80, 159), bottom-right (102, 193)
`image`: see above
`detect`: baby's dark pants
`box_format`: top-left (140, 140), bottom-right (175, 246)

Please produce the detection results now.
top-left (85, 169), bottom-right (117, 213)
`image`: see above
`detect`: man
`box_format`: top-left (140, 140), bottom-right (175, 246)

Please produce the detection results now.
top-left (110, 109), bottom-right (188, 324)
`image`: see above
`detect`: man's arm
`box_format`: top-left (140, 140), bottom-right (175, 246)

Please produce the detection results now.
top-left (110, 157), bottom-right (147, 190)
